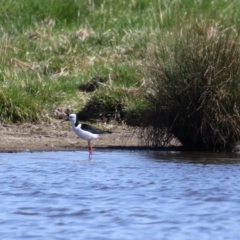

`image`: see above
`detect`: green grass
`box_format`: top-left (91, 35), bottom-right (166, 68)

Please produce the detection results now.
top-left (0, 0), bottom-right (240, 126)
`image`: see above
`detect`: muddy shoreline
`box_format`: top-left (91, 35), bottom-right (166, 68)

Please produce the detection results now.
top-left (0, 121), bottom-right (142, 152)
top-left (0, 121), bottom-right (183, 153)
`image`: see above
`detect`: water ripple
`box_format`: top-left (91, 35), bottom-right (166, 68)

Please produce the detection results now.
top-left (1, 150), bottom-right (240, 239)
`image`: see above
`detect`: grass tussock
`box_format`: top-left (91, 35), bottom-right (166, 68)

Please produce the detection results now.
top-left (144, 23), bottom-right (240, 150)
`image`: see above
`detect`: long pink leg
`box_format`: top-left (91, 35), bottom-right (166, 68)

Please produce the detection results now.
top-left (88, 140), bottom-right (93, 159)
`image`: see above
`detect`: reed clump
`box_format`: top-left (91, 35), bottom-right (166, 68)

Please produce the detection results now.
top-left (144, 23), bottom-right (240, 151)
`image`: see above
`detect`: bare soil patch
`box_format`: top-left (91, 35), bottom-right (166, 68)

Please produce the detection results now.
top-left (0, 121), bottom-right (141, 152)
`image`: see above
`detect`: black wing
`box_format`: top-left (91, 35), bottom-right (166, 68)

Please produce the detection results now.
top-left (81, 123), bottom-right (112, 134)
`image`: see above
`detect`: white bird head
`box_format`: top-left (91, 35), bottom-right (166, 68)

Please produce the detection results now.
top-left (69, 113), bottom-right (77, 124)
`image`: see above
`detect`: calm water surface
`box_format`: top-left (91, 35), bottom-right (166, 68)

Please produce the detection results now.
top-left (1, 150), bottom-right (240, 240)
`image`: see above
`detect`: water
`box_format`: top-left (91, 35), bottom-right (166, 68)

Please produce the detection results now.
top-left (1, 150), bottom-right (240, 240)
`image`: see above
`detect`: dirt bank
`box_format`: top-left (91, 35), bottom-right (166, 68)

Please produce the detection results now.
top-left (0, 120), bottom-right (142, 152)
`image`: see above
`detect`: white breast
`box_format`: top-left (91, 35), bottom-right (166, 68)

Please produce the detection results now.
top-left (72, 124), bottom-right (99, 140)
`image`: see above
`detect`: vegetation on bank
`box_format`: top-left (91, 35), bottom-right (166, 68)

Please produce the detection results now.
top-left (0, 0), bottom-right (240, 150)
top-left (144, 24), bottom-right (240, 150)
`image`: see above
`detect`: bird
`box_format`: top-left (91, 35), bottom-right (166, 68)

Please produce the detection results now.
top-left (68, 113), bottom-right (112, 159)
